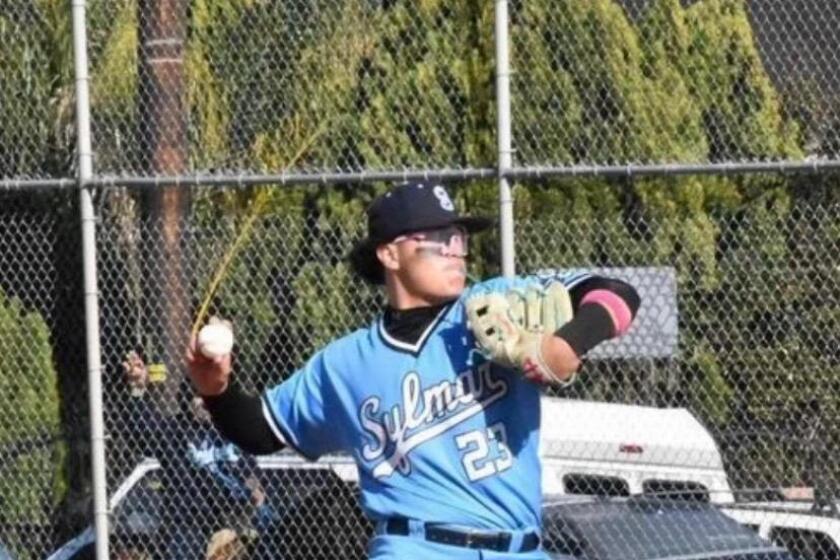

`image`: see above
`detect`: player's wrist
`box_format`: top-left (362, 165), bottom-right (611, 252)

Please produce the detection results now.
top-left (540, 335), bottom-right (580, 384)
top-left (518, 334), bottom-right (579, 385)
top-left (196, 377), bottom-right (230, 398)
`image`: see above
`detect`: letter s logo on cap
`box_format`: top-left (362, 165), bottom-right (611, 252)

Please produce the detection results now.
top-left (433, 185), bottom-right (455, 212)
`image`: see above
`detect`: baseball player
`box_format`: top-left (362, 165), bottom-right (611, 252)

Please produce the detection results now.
top-left (187, 182), bottom-right (640, 559)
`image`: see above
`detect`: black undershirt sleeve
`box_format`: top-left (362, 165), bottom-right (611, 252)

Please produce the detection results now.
top-left (202, 380), bottom-right (285, 455)
top-left (554, 303), bottom-right (616, 357)
top-left (201, 307), bottom-right (447, 456)
top-left (553, 276), bottom-right (641, 357)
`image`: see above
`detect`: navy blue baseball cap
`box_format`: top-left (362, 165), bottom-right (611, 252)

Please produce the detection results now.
top-left (349, 182), bottom-right (494, 284)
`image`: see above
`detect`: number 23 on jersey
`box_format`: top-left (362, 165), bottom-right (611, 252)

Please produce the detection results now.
top-left (455, 422), bottom-right (513, 482)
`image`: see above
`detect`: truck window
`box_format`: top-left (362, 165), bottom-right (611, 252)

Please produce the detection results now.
top-left (642, 480), bottom-right (710, 502)
top-left (770, 527), bottom-right (840, 560)
top-left (563, 474), bottom-right (630, 497)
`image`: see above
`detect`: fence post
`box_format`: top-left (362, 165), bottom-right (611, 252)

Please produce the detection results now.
top-left (71, 0), bottom-right (109, 558)
top-left (494, 0), bottom-right (515, 277)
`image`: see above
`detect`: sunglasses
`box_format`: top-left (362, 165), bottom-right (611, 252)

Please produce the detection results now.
top-left (392, 225), bottom-right (469, 257)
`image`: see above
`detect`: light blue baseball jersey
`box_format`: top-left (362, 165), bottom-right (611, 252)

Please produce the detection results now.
top-left (262, 270), bottom-right (591, 532)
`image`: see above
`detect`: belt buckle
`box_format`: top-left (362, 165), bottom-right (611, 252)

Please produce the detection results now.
top-left (467, 529), bottom-right (506, 551)
top-left (463, 530), bottom-right (480, 549)
top-left (422, 523), bottom-right (514, 552)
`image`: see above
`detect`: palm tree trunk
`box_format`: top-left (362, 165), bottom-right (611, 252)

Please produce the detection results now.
top-left (138, 0), bottom-right (190, 416)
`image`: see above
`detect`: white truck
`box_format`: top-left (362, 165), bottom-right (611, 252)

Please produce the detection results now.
top-left (722, 498), bottom-right (840, 559)
top-left (539, 397), bottom-right (735, 504)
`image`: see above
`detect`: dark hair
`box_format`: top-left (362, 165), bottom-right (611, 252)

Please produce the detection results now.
top-left (348, 241), bottom-right (384, 285)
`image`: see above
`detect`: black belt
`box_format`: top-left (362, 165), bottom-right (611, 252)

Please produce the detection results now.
top-left (383, 518), bottom-right (540, 553)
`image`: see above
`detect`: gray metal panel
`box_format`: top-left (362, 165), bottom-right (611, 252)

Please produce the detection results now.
top-left (587, 267), bottom-right (678, 359)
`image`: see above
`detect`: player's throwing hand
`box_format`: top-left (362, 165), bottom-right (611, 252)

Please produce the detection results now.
top-left (187, 316), bottom-right (233, 396)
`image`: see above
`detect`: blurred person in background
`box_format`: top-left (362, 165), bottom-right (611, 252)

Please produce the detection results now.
top-left (120, 351), bottom-right (277, 559)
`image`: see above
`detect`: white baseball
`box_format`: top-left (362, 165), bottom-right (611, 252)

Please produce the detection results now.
top-left (197, 322), bottom-right (234, 359)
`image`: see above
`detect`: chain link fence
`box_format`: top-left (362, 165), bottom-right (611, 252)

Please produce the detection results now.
top-left (0, 193), bottom-right (87, 559)
top-left (5, 1), bottom-right (840, 181)
top-left (86, 0), bottom-right (497, 177)
top-left (1, 3), bottom-right (76, 180)
top-left (84, 0), bottom-right (840, 178)
top-left (2, 0), bottom-right (840, 559)
top-left (511, 0), bottom-right (840, 168)
top-left (6, 183), bottom-right (829, 560)
top-left (93, 189), bottom-right (380, 559)
top-left (6, 0), bottom-right (840, 179)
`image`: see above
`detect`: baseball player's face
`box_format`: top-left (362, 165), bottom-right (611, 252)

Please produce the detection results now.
top-left (383, 226), bottom-right (469, 305)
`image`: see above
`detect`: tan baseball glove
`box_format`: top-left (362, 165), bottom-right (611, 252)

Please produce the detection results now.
top-left (466, 282), bottom-right (574, 384)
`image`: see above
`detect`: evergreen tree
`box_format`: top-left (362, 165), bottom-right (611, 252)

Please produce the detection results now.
top-left (0, 290), bottom-right (63, 557)
top-left (0, 0), bottom-right (74, 178)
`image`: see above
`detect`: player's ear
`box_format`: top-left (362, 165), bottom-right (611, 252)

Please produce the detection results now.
top-left (376, 242), bottom-right (401, 273)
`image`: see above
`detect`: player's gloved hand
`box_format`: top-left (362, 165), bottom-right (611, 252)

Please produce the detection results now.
top-left (466, 283), bottom-right (574, 384)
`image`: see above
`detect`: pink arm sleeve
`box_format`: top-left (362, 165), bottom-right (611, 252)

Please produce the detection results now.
top-left (580, 289), bottom-right (633, 336)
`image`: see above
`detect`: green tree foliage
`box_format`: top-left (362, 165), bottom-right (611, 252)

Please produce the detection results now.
top-left (135, 0), bottom-right (502, 384)
top-left (515, 0), bottom-right (708, 165)
top-left (87, 0), bottom-right (139, 172)
top-left (0, 289), bottom-right (64, 556)
top-left (708, 189), bottom-right (840, 488)
top-left (179, 1), bottom-right (370, 384)
top-left (509, 0), bottom-right (835, 491)
top-left (681, 0), bottom-right (801, 162)
top-left (350, 1), bottom-right (496, 168)
top-left (0, 0), bottom-right (74, 178)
